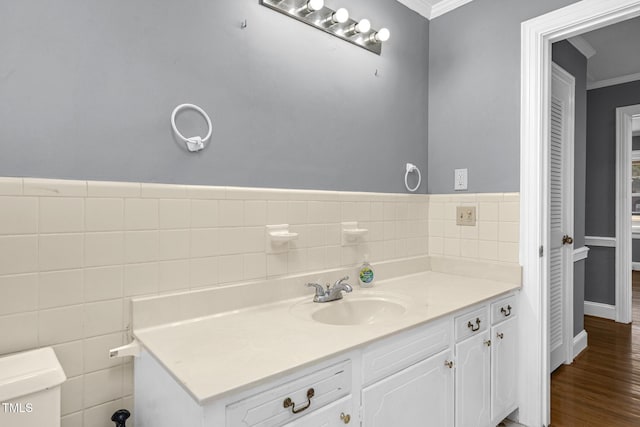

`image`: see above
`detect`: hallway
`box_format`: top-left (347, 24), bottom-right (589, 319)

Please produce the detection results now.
top-left (550, 273), bottom-right (640, 426)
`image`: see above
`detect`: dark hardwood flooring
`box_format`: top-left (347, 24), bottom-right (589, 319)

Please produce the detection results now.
top-left (550, 272), bottom-right (640, 426)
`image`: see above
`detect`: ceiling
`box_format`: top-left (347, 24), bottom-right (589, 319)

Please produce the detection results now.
top-left (394, 0), bottom-right (474, 20)
top-left (568, 16), bottom-right (640, 90)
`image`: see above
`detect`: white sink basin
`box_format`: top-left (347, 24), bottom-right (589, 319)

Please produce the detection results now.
top-left (311, 298), bottom-right (406, 325)
top-left (290, 294), bottom-right (409, 326)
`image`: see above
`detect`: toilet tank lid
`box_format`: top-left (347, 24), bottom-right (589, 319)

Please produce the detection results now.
top-left (0, 347), bottom-right (66, 402)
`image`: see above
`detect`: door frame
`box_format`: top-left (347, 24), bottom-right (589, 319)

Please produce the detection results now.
top-left (550, 62), bottom-right (575, 372)
top-left (519, 1), bottom-right (640, 426)
top-left (616, 105), bottom-right (640, 324)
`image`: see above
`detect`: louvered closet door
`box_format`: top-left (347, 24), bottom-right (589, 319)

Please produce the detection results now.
top-left (549, 64), bottom-right (575, 373)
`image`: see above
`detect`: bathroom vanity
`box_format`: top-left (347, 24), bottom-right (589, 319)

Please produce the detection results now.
top-left (130, 259), bottom-right (520, 427)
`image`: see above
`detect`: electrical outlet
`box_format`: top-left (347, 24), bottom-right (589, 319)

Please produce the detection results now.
top-left (456, 206), bottom-right (476, 226)
top-left (454, 168), bottom-right (468, 191)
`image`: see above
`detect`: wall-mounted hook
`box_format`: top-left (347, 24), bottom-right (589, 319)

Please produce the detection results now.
top-left (241, 19), bottom-right (248, 29)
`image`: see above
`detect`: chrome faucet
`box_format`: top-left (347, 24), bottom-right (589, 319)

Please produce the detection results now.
top-left (307, 276), bottom-right (353, 303)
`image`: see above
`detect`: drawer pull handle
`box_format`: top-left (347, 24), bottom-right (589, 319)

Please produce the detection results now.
top-left (341, 412), bottom-right (351, 424)
top-left (497, 332), bottom-right (504, 339)
top-left (501, 305), bottom-right (512, 317)
top-left (467, 318), bottom-right (481, 332)
top-left (283, 388), bottom-right (315, 414)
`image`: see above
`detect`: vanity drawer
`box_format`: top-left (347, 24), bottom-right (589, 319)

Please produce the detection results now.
top-left (225, 360), bottom-right (351, 427)
top-left (362, 317), bottom-right (451, 386)
top-left (455, 307), bottom-right (488, 342)
top-left (491, 295), bottom-right (517, 324)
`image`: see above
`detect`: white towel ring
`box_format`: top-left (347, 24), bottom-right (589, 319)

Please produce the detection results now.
top-left (404, 163), bottom-right (421, 192)
top-left (171, 103), bottom-right (212, 152)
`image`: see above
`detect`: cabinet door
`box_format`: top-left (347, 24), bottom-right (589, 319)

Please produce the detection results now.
top-left (455, 330), bottom-right (491, 427)
top-left (362, 349), bottom-right (454, 427)
top-left (491, 317), bottom-right (518, 422)
top-left (282, 396), bottom-right (353, 427)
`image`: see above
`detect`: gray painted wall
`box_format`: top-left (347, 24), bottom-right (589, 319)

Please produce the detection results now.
top-left (552, 40), bottom-right (587, 336)
top-left (633, 135), bottom-right (640, 150)
top-left (428, 0), bottom-right (579, 193)
top-left (585, 247), bottom-right (616, 304)
top-left (585, 80), bottom-right (640, 305)
top-left (0, 0), bottom-right (429, 193)
top-left (633, 239), bottom-right (640, 263)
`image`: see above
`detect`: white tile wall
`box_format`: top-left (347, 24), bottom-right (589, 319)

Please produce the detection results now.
top-left (428, 193), bottom-right (520, 264)
top-left (0, 178), bottom-right (519, 426)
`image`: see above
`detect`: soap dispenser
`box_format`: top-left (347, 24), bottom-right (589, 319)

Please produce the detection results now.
top-left (358, 254), bottom-right (375, 288)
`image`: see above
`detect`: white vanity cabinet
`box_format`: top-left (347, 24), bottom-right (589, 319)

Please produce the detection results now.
top-left (490, 296), bottom-right (518, 423)
top-left (360, 317), bottom-right (454, 427)
top-left (452, 295), bottom-right (519, 427)
top-left (361, 349), bottom-right (454, 427)
top-left (134, 292), bottom-right (519, 427)
top-left (454, 308), bottom-right (491, 427)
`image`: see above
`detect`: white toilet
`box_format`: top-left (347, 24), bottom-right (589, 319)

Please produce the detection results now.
top-left (0, 347), bottom-right (66, 427)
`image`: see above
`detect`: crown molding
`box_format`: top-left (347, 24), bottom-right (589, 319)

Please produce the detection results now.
top-left (395, 0), bottom-right (475, 20)
top-left (430, 0), bottom-right (475, 19)
top-left (394, 0), bottom-right (433, 19)
top-left (588, 71), bottom-right (640, 90)
top-left (567, 36), bottom-right (596, 59)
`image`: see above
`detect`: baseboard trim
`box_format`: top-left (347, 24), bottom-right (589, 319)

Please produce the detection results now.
top-left (573, 329), bottom-right (588, 359)
top-left (633, 262), bottom-right (640, 271)
top-left (584, 301), bottom-right (616, 320)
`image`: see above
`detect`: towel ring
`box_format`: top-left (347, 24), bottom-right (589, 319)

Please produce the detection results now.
top-left (404, 163), bottom-right (421, 192)
top-left (171, 104), bottom-right (212, 152)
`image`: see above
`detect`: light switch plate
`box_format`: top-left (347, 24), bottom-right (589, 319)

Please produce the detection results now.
top-left (454, 168), bottom-right (468, 191)
top-left (456, 206), bottom-right (476, 226)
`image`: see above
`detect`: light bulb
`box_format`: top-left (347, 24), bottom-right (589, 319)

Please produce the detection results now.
top-left (331, 8), bottom-right (349, 24)
top-left (355, 19), bottom-right (371, 33)
top-left (306, 0), bottom-right (324, 12)
top-left (372, 27), bottom-right (390, 43)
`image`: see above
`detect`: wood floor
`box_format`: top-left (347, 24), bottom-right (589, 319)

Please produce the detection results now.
top-left (550, 272), bottom-right (640, 426)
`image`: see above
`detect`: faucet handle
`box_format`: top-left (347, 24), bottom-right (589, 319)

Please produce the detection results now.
top-left (306, 282), bottom-right (325, 297)
top-left (334, 276), bottom-right (349, 286)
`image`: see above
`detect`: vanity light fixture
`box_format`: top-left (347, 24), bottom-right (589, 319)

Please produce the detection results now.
top-left (369, 28), bottom-right (390, 43)
top-left (301, 0), bottom-right (324, 13)
top-left (325, 8), bottom-right (349, 25)
top-left (260, 0), bottom-right (389, 55)
top-left (347, 18), bottom-right (371, 35)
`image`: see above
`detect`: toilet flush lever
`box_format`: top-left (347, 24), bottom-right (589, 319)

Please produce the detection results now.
top-left (109, 339), bottom-right (141, 359)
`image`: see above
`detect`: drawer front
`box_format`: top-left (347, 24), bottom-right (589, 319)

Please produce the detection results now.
top-left (455, 307), bottom-right (488, 342)
top-left (226, 360), bottom-right (351, 427)
top-left (491, 295), bottom-right (517, 325)
top-left (282, 396), bottom-right (353, 427)
top-left (362, 317), bottom-right (451, 386)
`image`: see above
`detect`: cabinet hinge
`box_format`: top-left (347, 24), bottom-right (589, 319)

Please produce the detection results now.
top-left (539, 245), bottom-right (544, 257)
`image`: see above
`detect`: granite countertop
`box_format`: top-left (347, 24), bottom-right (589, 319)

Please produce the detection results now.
top-left (133, 270), bottom-right (520, 405)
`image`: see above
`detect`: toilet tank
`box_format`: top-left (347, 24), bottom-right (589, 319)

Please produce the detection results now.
top-left (0, 347), bottom-right (66, 427)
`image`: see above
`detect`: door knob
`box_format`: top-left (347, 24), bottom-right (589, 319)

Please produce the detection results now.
top-left (562, 235), bottom-right (573, 245)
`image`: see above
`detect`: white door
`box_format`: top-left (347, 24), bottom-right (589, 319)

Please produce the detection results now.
top-left (455, 331), bottom-right (491, 427)
top-left (361, 349), bottom-right (454, 427)
top-left (549, 63), bottom-right (575, 373)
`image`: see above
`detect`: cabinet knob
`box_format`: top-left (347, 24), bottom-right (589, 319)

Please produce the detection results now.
top-left (562, 235), bottom-right (574, 245)
top-left (497, 332), bottom-right (504, 339)
top-left (484, 339), bottom-right (491, 347)
top-left (444, 360), bottom-right (454, 369)
top-left (340, 412), bottom-right (351, 424)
